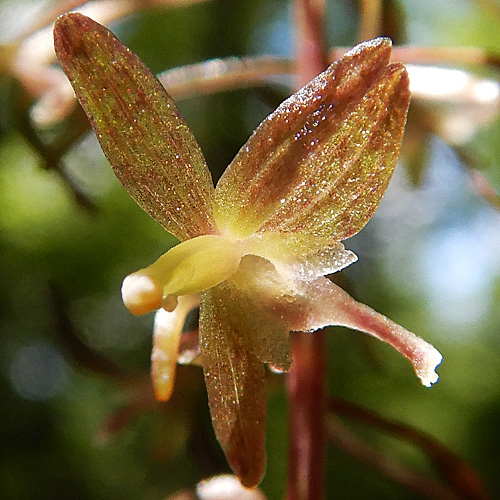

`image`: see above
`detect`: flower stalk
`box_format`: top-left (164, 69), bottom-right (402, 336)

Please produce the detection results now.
top-left (287, 1), bottom-right (328, 499)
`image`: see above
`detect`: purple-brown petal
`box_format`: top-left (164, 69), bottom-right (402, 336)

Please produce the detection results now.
top-left (54, 13), bottom-right (217, 241)
top-left (214, 38), bottom-right (410, 241)
top-left (199, 287), bottom-right (267, 488)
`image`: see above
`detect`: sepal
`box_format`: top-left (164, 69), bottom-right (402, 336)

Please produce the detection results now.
top-left (199, 288), bottom-right (267, 487)
top-left (214, 38), bottom-right (410, 242)
top-left (54, 13), bottom-right (217, 241)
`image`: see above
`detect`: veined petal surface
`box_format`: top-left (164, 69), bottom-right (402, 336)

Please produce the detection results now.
top-left (54, 13), bottom-right (217, 241)
top-left (199, 287), bottom-right (267, 488)
top-left (214, 38), bottom-right (410, 241)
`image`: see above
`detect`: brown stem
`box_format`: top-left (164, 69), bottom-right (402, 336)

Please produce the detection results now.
top-left (287, 331), bottom-right (327, 500)
top-left (328, 398), bottom-right (492, 500)
top-left (452, 146), bottom-right (500, 213)
top-left (325, 415), bottom-right (460, 500)
top-left (468, 168), bottom-right (500, 211)
top-left (157, 45), bottom-right (500, 103)
top-left (17, 0), bottom-right (92, 38)
top-left (159, 56), bottom-right (292, 101)
top-left (358, 0), bottom-right (382, 41)
top-left (18, 0), bottom-right (213, 40)
top-left (293, 0), bottom-right (328, 86)
top-left (287, 3), bottom-right (328, 500)
top-left (389, 46), bottom-right (500, 68)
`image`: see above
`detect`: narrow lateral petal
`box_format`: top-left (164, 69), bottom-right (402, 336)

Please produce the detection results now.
top-left (292, 277), bottom-right (442, 387)
top-left (151, 295), bottom-right (200, 401)
top-left (54, 13), bottom-right (217, 241)
top-left (214, 38), bottom-right (410, 241)
top-left (199, 288), bottom-right (267, 488)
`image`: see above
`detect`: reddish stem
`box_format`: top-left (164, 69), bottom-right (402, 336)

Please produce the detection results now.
top-left (287, 2), bottom-right (328, 499)
top-left (293, 0), bottom-right (328, 86)
top-left (287, 331), bottom-right (327, 500)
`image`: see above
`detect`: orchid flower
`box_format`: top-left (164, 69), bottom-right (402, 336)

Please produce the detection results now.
top-left (54, 13), bottom-right (442, 487)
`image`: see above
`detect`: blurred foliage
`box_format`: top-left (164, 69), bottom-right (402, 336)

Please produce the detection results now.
top-left (0, 0), bottom-right (499, 499)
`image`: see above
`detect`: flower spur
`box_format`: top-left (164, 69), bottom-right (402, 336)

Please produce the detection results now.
top-left (54, 13), bottom-right (442, 487)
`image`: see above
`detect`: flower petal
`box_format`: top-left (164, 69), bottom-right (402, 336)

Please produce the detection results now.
top-left (54, 13), bottom-right (217, 241)
top-left (245, 232), bottom-right (357, 282)
top-left (199, 288), bottom-right (267, 488)
top-left (214, 38), bottom-right (410, 241)
top-left (292, 277), bottom-right (442, 387)
top-left (152, 295), bottom-right (200, 401)
top-left (221, 256), bottom-right (294, 372)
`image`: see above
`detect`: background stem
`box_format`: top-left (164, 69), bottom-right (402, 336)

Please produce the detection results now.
top-left (287, 332), bottom-right (327, 500)
top-left (287, 2), bottom-right (328, 499)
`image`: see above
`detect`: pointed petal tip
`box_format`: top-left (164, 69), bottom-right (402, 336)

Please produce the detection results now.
top-left (53, 13), bottom-right (101, 72)
top-left (388, 62), bottom-right (410, 89)
top-left (347, 36), bottom-right (392, 55)
top-left (53, 12), bottom-right (86, 48)
top-left (226, 444), bottom-right (266, 489)
top-left (54, 11), bottom-right (88, 29)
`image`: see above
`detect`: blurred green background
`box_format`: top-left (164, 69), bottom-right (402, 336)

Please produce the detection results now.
top-left (0, 0), bottom-right (499, 498)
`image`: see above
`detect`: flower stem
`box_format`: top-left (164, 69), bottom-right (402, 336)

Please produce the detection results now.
top-left (358, 0), bottom-right (382, 41)
top-left (287, 331), bottom-right (327, 500)
top-left (287, 2), bottom-right (328, 499)
top-left (293, 0), bottom-right (328, 86)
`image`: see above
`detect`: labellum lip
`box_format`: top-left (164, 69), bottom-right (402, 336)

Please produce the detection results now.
top-left (286, 276), bottom-right (443, 387)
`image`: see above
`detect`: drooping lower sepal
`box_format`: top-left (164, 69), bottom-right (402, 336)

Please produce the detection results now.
top-left (199, 287), bottom-right (267, 487)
